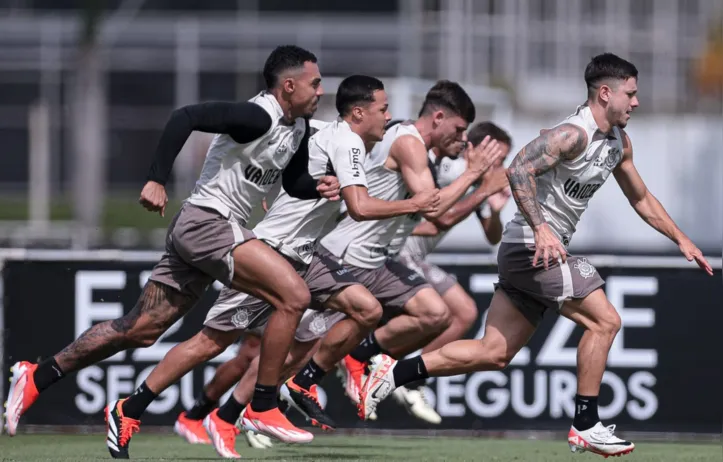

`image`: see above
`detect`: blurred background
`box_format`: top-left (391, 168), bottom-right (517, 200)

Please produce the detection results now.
top-left (0, 0), bottom-right (722, 446)
top-left (0, 0), bottom-right (720, 254)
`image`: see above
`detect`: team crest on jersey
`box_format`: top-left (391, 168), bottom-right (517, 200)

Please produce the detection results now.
top-left (605, 147), bottom-right (621, 169)
top-left (309, 312), bottom-right (328, 335)
top-left (231, 308), bottom-right (251, 328)
top-left (573, 258), bottom-right (596, 279)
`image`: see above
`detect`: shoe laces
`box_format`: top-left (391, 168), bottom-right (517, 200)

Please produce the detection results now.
top-left (119, 418), bottom-right (140, 446)
top-left (592, 424), bottom-right (617, 440)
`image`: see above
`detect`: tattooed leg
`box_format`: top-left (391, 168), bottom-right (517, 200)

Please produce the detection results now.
top-left (54, 281), bottom-right (197, 373)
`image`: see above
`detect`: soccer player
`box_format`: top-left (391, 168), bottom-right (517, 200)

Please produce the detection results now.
top-left (383, 121), bottom-right (512, 423)
top-left (106, 75), bottom-right (441, 458)
top-left (5, 45), bottom-right (340, 455)
top-left (358, 53), bottom-right (714, 458)
top-left (314, 81), bottom-right (505, 424)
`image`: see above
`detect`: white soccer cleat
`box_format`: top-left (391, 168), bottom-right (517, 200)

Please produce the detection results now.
top-left (568, 422), bottom-right (635, 458)
top-left (357, 354), bottom-right (397, 420)
top-left (392, 386), bottom-right (442, 424)
top-left (244, 430), bottom-right (274, 449)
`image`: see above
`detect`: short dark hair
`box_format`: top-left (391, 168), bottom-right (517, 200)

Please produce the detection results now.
top-left (335, 75), bottom-right (385, 116)
top-left (418, 80), bottom-right (476, 124)
top-left (584, 53), bottom-right (638, 98)
top-left (263, 45), bottom-right (318, 89)
top-left (468, 121), bottom-right (512, 147)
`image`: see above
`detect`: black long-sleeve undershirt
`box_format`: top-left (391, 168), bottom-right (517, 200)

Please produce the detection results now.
top-left (145, 101), bottom-right (321, 199)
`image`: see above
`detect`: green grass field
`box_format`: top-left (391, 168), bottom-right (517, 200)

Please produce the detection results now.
top-left (0, 434), bottom-right (720, 461)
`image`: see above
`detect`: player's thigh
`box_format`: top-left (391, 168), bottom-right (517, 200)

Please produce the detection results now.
top-left (481, 289), bottom-right (538, 361)
top-left (230, 239), bottom-right (310, 309)
top-left (560, 288), bottom-right (621, 334)
top-left (441, 282), bottom-right (478, 327)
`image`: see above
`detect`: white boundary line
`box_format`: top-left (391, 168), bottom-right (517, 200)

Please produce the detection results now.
top-left (0, 248), bottom-right (719, 269)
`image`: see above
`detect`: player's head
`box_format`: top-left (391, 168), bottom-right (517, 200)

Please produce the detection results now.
top-left (467, 121), bottom-right (513, 167)
top-left (585, 53), bottom-right (639, 128)
top-left (419, 80), bottom-right (476, 157)
top-left (263, 45), bottom-right (323, 119)
top-left (336, 75), bottom-right (391, 143)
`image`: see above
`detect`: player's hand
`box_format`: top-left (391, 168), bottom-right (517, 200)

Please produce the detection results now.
top-left (317, 175), bottom-right (341, 201)
top-left (412, 188), bottom-right (441, 214)
top-left (139, 181), bottom-right (168, 217)
top-left (532, 223), bottom-right (568, 270)
top-left (465, 136), bottom-right (504, 177)
top-left (679, 238), bottom-right (713, 275)
top-left (481, 167), bottom-right (509, 198)
top-left (487, 188), bottom-right (511, 213)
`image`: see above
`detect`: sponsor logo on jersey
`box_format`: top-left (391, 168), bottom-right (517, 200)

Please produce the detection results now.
top-left (244, 165), bottom-right (282, 186)
top-left (563, 178), bottom-right (601, 200)
top-left (350, 147), bottom-right (362, 178)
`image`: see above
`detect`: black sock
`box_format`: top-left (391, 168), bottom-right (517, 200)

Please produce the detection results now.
top-left (392, 356), bottom-right (429, 387)
top-left (216, 395), bottom-right (247, 425)
top-left (250, 383), bottom-right (277, 412)
top-left (33, 357), bottom-right (66, 393)
top-left (121, 381), bottom-right (158, 420)
top-left (573, 394), bottom-right (600, 431)
top-left (186, 390), bottom-right (217, 421)
top-left (349, 332), bottom-right (383, 362)
top-left (292, 359), bottom-right (327, 390)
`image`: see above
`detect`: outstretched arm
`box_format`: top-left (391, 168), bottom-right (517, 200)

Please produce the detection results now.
top-left (613, 131), bottom-right (713, 275)
top-left (505, 123), bottom-right (587, 267)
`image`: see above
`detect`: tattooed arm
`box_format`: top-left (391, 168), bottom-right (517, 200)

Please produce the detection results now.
top-left (505, 124), bottom-right (587, 267)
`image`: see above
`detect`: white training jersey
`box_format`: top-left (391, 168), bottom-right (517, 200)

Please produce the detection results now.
top-left (393, 155), bottom-right (491, 260)
top-left (186, 91), bottom-right (306, 226)
top-left (321, 121), bottom-right (424, 269)
top-left (502, 104), bottom-right (624, 247)
top-left (252, 119), bottom-right (368, 264)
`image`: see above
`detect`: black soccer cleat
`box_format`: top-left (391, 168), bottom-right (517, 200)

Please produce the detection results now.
top-left (105, 399), bottom-right (140, 459)
top-left (280, 377), bottom-right (336, 431)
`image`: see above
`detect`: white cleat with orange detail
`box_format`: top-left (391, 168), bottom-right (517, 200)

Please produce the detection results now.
top-left (568, 422), bottom-right (635, 458)
top-left (357, 354), bottom-right (397, 420)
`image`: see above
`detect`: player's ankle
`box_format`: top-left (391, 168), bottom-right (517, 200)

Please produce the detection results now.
top-left (572, 394), bottom-right (599, 431)
top-left (250, 383), bottom-right (278, 412)
top-left (292, 359), bottom-right (326, 390)
top-left (392, 356), bottom-right (428, 386)
top-left (33, 358), bottom-right (65, 393)
top-left (217, 395), bottom-right (246, 424)
top-left (122, 381), bottom-right (158, 420)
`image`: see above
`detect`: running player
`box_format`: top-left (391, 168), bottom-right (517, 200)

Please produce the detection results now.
top-left (359, 53), bottom-right (714, 458)
top-left (5, 45), bottom-right (340, 454)
top-left (106, 75), bottom-right (441, 458)
top-left (385, 121), bottom-right (512, 423)
top-left (310, 81), bottom-right (505, 425)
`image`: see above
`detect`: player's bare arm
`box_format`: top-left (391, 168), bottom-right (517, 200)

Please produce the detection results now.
top-left (342, 184), bottom-right (439, 221)
top-left (389, 135), bottom-right (501, 220)
top-left (411, 220), bottom-right (440, 237)
top-left (506, 123), bottom-right (587, 268)
top-left (432, 167), bottom-right (508, 231)
top-left (613, 131), bottom-right (713, 275)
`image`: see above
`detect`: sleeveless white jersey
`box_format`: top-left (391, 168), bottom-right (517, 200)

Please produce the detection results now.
top-left (393, 155), bottom-right (491, 260)
top-left (253, 119), bottom-right (368, 264)
top-left (502, 104), bottom-right (624, 247)
top-left (321, 121), bottom-right (425, 269)
top-left (186, 91), bottom-right (306, 226)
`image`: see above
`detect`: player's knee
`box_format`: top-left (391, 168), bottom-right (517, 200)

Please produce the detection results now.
top-left (591, 305), bottom-right (622, 339)
top-left (278, 283), bottom-right (311, 315)
top-left (421, 303), bottom-right (451, 333)
top-left (352, 294), bottom-right (383, 329)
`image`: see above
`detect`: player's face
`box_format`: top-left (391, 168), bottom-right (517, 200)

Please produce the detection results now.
top-left (495, 142), bottom-right (511, 167)
top-left (606, 77), bottom-right (639, 128)
top-left (433, 112), bottom-right (469, 157)
top-left (360, 90), bottom-right (392, 142)
top-left (289, 61), bottom-right (323, 119)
